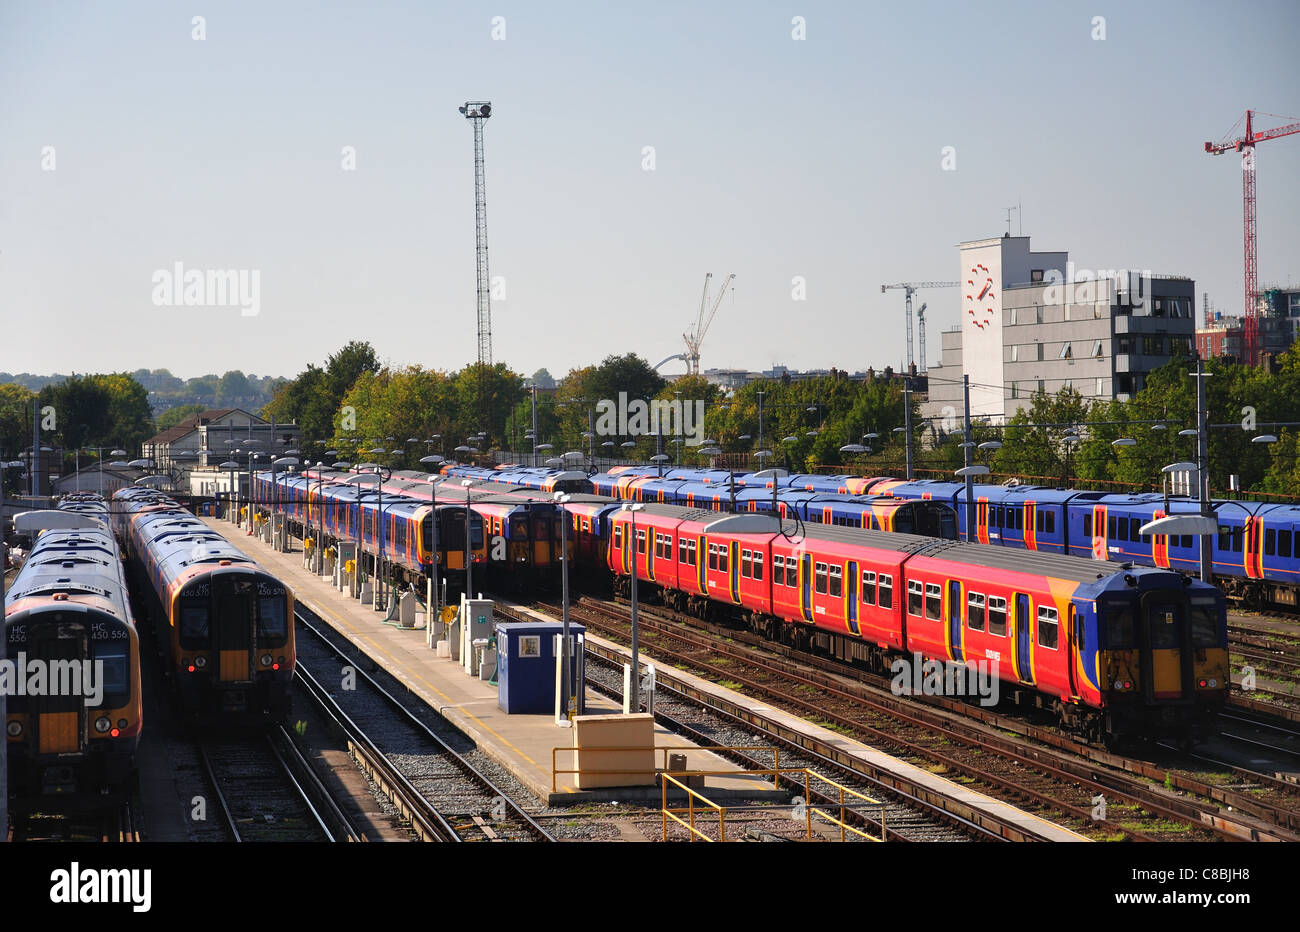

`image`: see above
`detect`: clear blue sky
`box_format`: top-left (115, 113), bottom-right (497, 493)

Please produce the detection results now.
top-left (2, 0), bottom-right (1297, 381)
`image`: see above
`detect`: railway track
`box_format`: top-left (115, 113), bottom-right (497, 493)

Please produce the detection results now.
top-left (495, 604), bottom-right (1043, 842)
top-left (197, 729), bottom-right (352, 842)
top-left (293, 605), bottom-right (555, 842)
top-left (545, 593), bottom-right (1300, 842)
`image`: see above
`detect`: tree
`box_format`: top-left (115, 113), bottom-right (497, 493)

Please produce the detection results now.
top-left (155, 403), bottom-right (206, 432)
top-left (216, 371), bottom-right (253, 406)
top-left (0, 382), bottom-right (36, 459)
top-left (326, 341), bottom-right (379, 402)
top-left (263, 365), bottom-right (335, 441)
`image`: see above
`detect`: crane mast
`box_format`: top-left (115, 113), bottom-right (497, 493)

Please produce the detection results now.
top-left (1204, 109), bottom-right (1300, 366)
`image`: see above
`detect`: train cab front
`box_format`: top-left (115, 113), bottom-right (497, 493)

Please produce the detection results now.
top-left (3, 608), bottom-right (142, 811)
top-left (1095, 570), bottom-right (1228, 741)
top-left (172, 570), bottom-right (295, 723)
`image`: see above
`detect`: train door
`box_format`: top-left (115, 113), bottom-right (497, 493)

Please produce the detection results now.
top-left (1014, 592), bottom-right (1033, 685)
top-left (1140, 594), bottom-right (1191, 702)
top-left (1151, 509), bottom-right (1170, 568)
top-left (1065, 605), bottom-right (1079, 698)
top-left (800, 552), bottom-right (813, 622)
top-left (1091, 505), bottom-right (1108, 560)
top-left (1243, 516), bottom-right (1264, 579)
top-left (1024, 502), bottom-right (1037, 551)
top-left (214, 576), bottom-right (254, 683)
top-left (31, 624), bottom-right (89, 755)
top-left (947, 580), bottom-right (963, 663)
top-left (975, 499), bottom-right (989, 544)
top-left (728, 541), bottom-right (740, 603)
top-left (846, 560), bottom-right (860, 635)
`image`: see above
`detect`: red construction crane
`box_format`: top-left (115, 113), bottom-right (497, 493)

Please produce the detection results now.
top-left (1205, 109), bottom-right (1300, 366)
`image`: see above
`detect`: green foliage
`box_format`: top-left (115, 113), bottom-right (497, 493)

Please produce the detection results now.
top-left (0, 382), bottom-right (37, 460)
top-left (155, 403), bottom-right (206, 432)
top-left (29, 373), bottom-right (154, 457)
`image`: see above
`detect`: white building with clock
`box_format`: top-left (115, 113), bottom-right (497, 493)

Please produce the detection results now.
top-left (921, 233), bottom-right (1195, 432)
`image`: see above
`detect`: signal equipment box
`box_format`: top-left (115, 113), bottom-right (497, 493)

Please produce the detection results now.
top-left (496, 621), bottom-right (586, 715)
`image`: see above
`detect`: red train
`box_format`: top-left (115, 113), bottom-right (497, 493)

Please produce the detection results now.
top-left (582, 502), bottom-right (1228, 742)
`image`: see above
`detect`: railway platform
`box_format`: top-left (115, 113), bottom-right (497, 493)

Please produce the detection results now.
top-left (199, 517), bottom-right (1090, 838)
top-left (199, 517), bottom-right (785, 806)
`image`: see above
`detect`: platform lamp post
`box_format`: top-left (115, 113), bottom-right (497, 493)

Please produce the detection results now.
top-left (368, 449), bottom-right (391, 609)
top-left (341, 470), bottom-right (382, 605)
top-left (218, 460), bottom-right (241, 525)
top-left (554, 491), bottom-right (574, 723)
top-left (420, 455), bottom-right (445, 620)
top-left (461, 479), bottom-right (476, 599)
top-left (311, 456), bottom-right (336, 574)
top-left (621, 502), bottom-right (644, 712)
top-left (271, 456), bottom-right (299, 552)
top-left (104, 448), bottom-right (127, 497)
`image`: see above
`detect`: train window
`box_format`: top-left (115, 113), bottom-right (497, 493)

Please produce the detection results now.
top-left (1281, 530), bottom-right (1293, 559)
top-left (993, 507), bottom-right (1003, 529)
top-left (1149, 610), bottom-right (1180, 649)
top-left (987, 596), bottom-right (1007, 636)
top-left (1265, 528), bottom-right (1276, 556)
top-left (741, 549), bottom-right (752, 579)
top-left (1108, 517), bottom-right (1117, 539)
top-left (636, 529), bottom-right (647, 555)
top-left (1189, 597), bottom-right (1219, 647)
top-left (1015, 510), bottom-right (1024, 530)
top-left (718, 546), bottom-right (729, 573)
top-left (511, 517), bottom-right (528, 538)
top-left (708, 544), bottom-right (718, 571)
top-left (815, 562), bottom-right (828, 595)
top-left (967, 593), bottom-right (986, 631)
top-left (753, 552), bottom-right (763, 581)
top-left (785, 558), bottom-right (798, 588)
top-left (686, 540), bottom-right (697, 565)
top-left (907, 580), bottom-right (923, 616)
top-left (1037, 606), bottom-right (1059, 650)
top-left (1129, 518), bottom-right (1141, 542)
top-left (1103, 608), bottom-right (1135, 648)
top-left (878, 574), bottom-right (893, 608)
top-left (924, 582), bottom-right (941, 620)
top-left (258, 597), bottom-right (288, 641)
top-left (614, 526), bottom-right (623, 550)
top-left (1083, 514), bottom-right (1092, 537)
top-left (181, 605), bottom-right (209, 640)
top-left (1115, 518), bottom-right (1128, 542)
top-left (774, 554), bottom-right (785, 580)
top-left (861, 571), bottom-right (876, 606)
top-left (91, 642), bottom-right (130, 707)
top-left (829, 565), bottom-right (842, 598)
top-left (1217, 526), bottom-right (1230, 550)
top-left (679, 538), bottom-right (689, 563)
top-left (1231, 527), bottom-right (1243, 552)
top-left (1035, 511), bottom-right (1043, 533)
top-left (1046, 512), bottom-right (1055, 534)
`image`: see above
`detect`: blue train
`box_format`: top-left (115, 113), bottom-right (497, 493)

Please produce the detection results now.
top-left (440, 464), bottom-right (958, 539)
top-left (444, 464), bottom-right (1300, 606)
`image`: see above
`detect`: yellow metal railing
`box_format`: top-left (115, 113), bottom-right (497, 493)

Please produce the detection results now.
top-left (658, 767), bottom-right (887, 843)
top-left (662, 773), bottom-right (728, 841)
top-left (551, 744), bottom-right (779, 793)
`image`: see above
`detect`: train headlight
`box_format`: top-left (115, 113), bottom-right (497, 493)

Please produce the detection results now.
top-left (118, 719), bottom-right (128, 730)
top-left (94, 716), bottom-right (111, 733)
top-left (260, 653), bottom-right (273, 667)
top-left (6, 721), bottom-right (21, 737)
top-left (1209, 678), bottom-right (1218, 688)
top-left (194, 655), bottom-right (207, 669)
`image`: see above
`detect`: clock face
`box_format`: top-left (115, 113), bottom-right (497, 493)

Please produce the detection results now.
top-left (966, 263), bottom-right (995, 329)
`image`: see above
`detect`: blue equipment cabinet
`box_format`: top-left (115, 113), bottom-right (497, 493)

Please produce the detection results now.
top-left (496, 621), bottom-right (586, 715)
